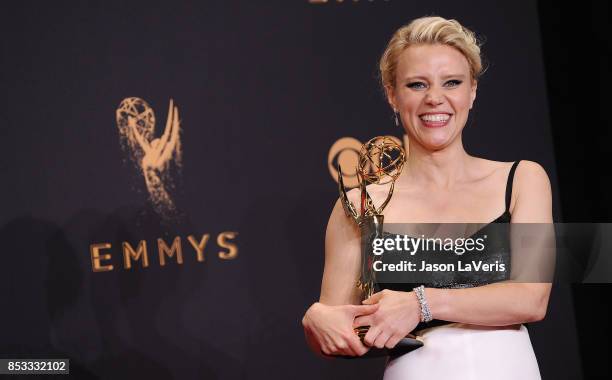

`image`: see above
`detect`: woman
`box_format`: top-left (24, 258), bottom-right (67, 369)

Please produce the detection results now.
top-left (302, 16), bottom-right (552, 379)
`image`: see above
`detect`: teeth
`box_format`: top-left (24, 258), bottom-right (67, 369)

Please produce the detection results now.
top-left (420, 114), bottom-right (450, 122)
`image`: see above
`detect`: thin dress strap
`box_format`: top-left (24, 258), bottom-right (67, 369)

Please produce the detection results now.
top-left (505, 161), bottom-right (521, 213)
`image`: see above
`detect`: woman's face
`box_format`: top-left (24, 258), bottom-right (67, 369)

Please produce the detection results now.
top-left (386, 44), bottom-right (477, 151)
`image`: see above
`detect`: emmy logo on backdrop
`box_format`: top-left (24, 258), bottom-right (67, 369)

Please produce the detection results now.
top-left (116, 97), bottom-right (182, 217)
top-left (336, 136), bottom-right (423, 358)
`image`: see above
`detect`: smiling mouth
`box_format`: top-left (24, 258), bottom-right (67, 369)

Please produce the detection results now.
top-left (419, 113), bottom-right (452, 128)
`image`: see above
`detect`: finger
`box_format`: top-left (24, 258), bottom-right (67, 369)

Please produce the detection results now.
top-left (349, 303), bottom-right (379, 317)
top-left (347, 333), bottom-right (369, 356)
top-left (363, 326), bottom-right (381, 347)
top-left (374, 331), bottom-right (391, 349)
top-left (319, 336), bottom-right (336, 357)
top-left (362, 291), bottom-right (384, 305)
top-left (338, 333), bottom-right (359, 356)
top-left (331, 339), bottom-right (351, 356)
top-left (385, 335), bottom-right (402, 349)
top-left (320, 346), bottom-right (335, 357)
top-left (321, 331), bottom-right (353, 357)
top-left (353, 315), bottom-right (372, 329)
top-left (335, 331), bottom-right (365, 357)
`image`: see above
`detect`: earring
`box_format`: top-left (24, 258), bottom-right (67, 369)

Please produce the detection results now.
top-left (394, 110), bottom-right (400, 127)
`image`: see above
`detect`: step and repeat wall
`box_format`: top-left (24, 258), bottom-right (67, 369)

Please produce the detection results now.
top-left (0, 1), bottom-right (582, 379)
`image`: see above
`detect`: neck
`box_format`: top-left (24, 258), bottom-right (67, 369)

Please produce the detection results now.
top-left (395, 135), bottom-right (472, 190)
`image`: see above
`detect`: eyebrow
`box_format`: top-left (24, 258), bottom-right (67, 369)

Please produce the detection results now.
top-left (404, 74), bottom-right (467, 81)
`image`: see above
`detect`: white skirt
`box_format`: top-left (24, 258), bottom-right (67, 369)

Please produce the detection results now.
top-left (383, 324), bottom-right (541, 380)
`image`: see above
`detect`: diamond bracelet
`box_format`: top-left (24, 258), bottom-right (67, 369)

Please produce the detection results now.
top-left (413, 285), bottom-right (433, 322)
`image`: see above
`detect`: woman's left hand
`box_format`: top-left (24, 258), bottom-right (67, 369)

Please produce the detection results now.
top-left (353, 289), bottom-right (421, 349)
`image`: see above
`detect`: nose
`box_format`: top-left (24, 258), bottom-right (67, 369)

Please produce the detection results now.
top-left (425, 88), bottom-right (444, 106)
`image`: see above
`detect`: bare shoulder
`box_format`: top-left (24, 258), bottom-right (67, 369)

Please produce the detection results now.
top-left (469, 157), bottom-right (515, 179)
top-left (511, 160), bottom-right (553, 222)
top-left (514, 160), bottom-right (552, 200)
top-left (515, 160), bottom-right (551, 180)
top-left (472, 157), bottom-right (548, 182)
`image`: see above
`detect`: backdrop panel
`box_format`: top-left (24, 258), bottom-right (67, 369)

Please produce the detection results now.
top-left (0, 1), bottom-right (580, 379)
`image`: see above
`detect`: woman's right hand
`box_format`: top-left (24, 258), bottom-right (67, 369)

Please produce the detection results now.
top-left (302, 302), bottom-right (379, 357)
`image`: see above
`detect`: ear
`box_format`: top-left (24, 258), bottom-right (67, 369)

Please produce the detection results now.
top-left (384, 84), bottom-right (398, 111)
top-left (469, 80), bottom-right (478, 109)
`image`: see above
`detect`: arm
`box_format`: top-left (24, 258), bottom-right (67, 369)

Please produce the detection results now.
top-left (357, 161), bottom-right (553, 348)
top-left (320, 195), bottom-right (363, 305)
top-left (157, 99), bottom-right (175, 153)
top-left (128, 119), bottom-right (151, 154)
top-left (427, 160), bottom-right (553, 325)
top-left (158, 103), bottom-right (180, 164)
top-left (302, 194), bottom-right (379, 357)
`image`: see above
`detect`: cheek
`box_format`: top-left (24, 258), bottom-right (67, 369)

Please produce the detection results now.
top-left (396, 93), bottom-right (421, 112)
top-left (451, 90), bottom-right (474, 110)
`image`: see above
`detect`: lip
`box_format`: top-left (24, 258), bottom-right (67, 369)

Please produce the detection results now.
top-left (419, 112), bottom-right (453, 116)
top-left (418, 113), bottom-right (452, 128)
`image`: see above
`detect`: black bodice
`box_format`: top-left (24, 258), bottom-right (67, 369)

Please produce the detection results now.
top-left (372, 161), bottom-right (521, 333)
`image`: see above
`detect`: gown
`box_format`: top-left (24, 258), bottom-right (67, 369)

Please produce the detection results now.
top-left (377, 160), bottom-right (542, 380)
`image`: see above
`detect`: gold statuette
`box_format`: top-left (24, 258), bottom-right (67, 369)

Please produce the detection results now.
top-left (337, 136), bottom-right (422, 358)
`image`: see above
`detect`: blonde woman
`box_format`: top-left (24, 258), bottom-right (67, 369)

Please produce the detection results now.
top-left (302, 16), bottom-right (552, 379)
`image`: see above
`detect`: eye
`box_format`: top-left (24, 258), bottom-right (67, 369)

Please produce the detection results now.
top-left (407, 82), bottom-right (426, 89)
top-left (444, 79), bottom-right (463, 87)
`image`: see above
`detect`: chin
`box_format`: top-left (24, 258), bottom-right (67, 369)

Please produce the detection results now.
top-left (419, 134), bottom-right (452, 149)
top-left (426, 143), bottom-right (450, 151)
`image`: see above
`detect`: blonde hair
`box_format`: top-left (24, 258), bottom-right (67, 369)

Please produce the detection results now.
top-left (379, 16), bottom-right (484, 90)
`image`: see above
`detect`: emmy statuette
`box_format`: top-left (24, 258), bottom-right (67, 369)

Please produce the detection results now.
top-left (336, 136), bottom-right (423, 358)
